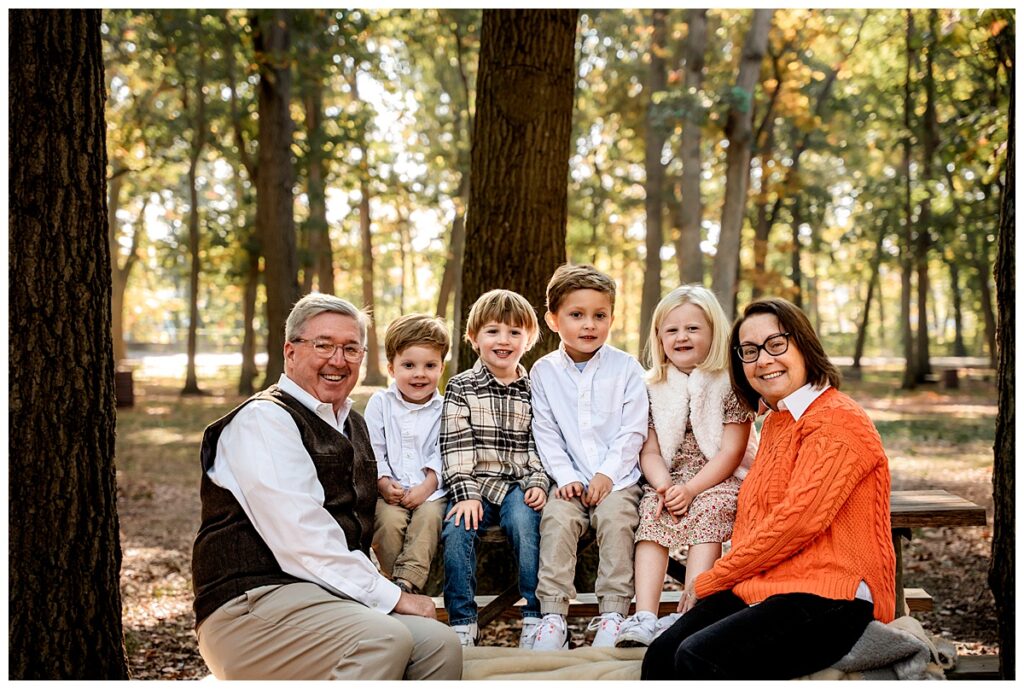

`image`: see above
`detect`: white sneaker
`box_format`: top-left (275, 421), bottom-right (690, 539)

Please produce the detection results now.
top-left (452, 622), bottom-right (478, 648)
top-left (519, 618), bottom-right (540, 649)
top-left (653, 612), bottom-right (682, 640)
top-left (614, 611), bottom-right (658, 647)
top-left (588, 612), bottom-right (624, 648)
top-left (531, 613), bottom-right (568, 651)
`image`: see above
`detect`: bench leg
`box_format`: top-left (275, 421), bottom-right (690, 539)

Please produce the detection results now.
top-left (893, 531), bottom-right (906, 617)
top-left (477, 585), bottom-right (525, 629)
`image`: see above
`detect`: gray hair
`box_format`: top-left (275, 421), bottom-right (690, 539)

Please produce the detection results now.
top-left (285, 293), bottom-right (370, 343)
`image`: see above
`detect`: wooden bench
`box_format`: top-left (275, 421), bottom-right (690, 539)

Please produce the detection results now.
top-left (433, 587), bottom-right (934, 623)
top-left (945, 654), bottom-right (1001, 680)
top-left (430, 489), bottom-right (980, 627)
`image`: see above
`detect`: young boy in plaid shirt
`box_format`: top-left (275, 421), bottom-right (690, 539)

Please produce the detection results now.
top-left (441, 289), bottom-right (550, 649)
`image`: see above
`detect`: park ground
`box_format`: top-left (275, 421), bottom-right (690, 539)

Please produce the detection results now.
top-left (116, 361), bottom-right (999, 679)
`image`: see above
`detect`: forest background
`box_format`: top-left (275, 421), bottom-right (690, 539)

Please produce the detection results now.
top-left (105, 8), bottom-right (1011, 387)
top-left (7, 7), bottom-right (1013, 680)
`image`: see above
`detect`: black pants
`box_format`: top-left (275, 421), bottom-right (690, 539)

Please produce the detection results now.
top-left (641, 590), bottom-right (874, 680)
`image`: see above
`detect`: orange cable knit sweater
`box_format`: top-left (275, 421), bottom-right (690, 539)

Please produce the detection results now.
top-left (694, 387), bottom-right (897, 623)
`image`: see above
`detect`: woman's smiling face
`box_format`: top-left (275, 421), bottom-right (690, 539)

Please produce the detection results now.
top-left (738, 313), bottom-right (808, 408)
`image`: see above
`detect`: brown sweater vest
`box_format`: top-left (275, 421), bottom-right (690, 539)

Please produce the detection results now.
top-left (191, 385), bottom-right (377, 627)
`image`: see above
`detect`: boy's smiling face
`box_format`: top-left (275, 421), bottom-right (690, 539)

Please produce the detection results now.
top-left (388, 344), bottom-right (444, 404)
top-left (545, 289), bottom-right (614, 363)
top-left (468, 320), bottom-right (531, 384)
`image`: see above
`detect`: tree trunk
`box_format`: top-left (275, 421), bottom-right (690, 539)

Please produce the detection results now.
top-left (239, 247), bottom-right (260, 396)
top-left (639, 8), bottom-right (669, 346)
top-left (436, 179), bottom-right (469, 320)
top-left (182, 33), bottom-right (208, 396)
top-left (989, 26), bottom-right (1014, 679)
top-left (675, 8), bottom-right (707, 286)
top-left (948, 259), bottom-right (967, 356)
top-left (711, 9), bottom-right (773, 320)
top-left (358, 175), bottom-right (387, 385)
top-left (914, 8), bottom-right (939, 382)
top-left (9, 9), bottom-right (129, 679)
top-left (302, 61), bottom-right (334, 295)
top-left (900, 10), bottom-right (918, 390)
top-left (108, 173), bottom-right (145, 366)
top-left (852, 225), bottom-right (886, 370)
top-left (254, 9), bottom-right (298, 386)
top-left (460, 9), bottom-right (578, 373)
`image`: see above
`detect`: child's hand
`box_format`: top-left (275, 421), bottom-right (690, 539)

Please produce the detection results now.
top-left (663, 483), bottom-right (697, 517)
top-left (583, 473), bottom-right (612, 506)
top-left (653, 487), bottom-right (680, 524)
top-left (556, 482), bottom-right (584, 501)
top-left (446, 499), bottom-right (484, 530)
top-left (400, 481), bottom-right (432, 510)
top-left (524, 486), bottom-right (547, 511)
top-left (378, 477), bottom-right (406, 505)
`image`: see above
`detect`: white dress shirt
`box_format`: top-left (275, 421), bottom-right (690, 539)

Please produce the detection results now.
top-left (206, 374), bottom-right (401, 613)
top-left (363, 384), bottom-right (446, 502)
top-left (530, 343), bottom-right (647, 490)
top-left (765, 382), bottom-right (872, 603)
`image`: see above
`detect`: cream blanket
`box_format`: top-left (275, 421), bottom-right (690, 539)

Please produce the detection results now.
top-left (462, 616), bottom-right (953, 681)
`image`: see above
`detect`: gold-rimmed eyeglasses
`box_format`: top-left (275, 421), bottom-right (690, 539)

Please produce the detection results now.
top-left (292, 338), bottom-right (367, 363)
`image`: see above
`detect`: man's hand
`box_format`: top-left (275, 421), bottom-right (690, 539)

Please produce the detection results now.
top-left (583, 473), bottom-right (613, 506)
top-left (556, 482), bottom-right (584, 501)
top-left (663, 483), bottom-right (697, 517)
top-left (524, 486), bottom-right (547, 511)
top-left (377, 477), bottom-right (406, 506)
top-left (446, 499), bottom-right (484, 530)
top-left (393, 591), bottom-right (437, 619)
top-left (400, 480), bottom-right (432, 510)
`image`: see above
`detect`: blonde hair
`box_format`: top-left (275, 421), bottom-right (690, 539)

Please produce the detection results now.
top-left (644, 284), bottom-right (731, 383)
top-left (385, 313), bottom-right (451, 362)
top-left (465, 289), bottom-right (540, 351)
top-left (545, 263), bottom-right (616, 314)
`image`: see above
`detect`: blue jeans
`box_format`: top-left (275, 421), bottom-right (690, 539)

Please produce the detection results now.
top-left (442, 486), bottom-right (542, 626)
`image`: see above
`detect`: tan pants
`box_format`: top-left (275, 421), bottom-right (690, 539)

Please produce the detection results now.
top-left (196, 582), bottom-right (462, 680)
top-left (536, 484), bottom-right (642, 616)
top-left (373, 498), bottom-right (445, 591)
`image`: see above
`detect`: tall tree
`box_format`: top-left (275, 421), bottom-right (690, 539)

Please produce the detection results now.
top-left (913, 8), bottom-right (939, 382)
top-left (639, 8), bottom-right (669, 345)
top-left (989, 20), bottom-right (1013, 679)
top-left (460, 9), bottom-right (579, 372)
top-left (9, 9), bottom-right (129, 678)
top-left (108, 174), bottom-right (146, 364)
top-left (899, 10), bottom-right (919, 389)
top-left (253, 9), bottom-right (299, 385)
top-left (711, 9), bottom-right (773, 319)
top-left (675, 8), bottom-right (708, 286)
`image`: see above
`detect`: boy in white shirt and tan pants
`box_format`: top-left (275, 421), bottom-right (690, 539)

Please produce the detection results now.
top-left (366, 314), bottom-right (451, 595)
top-left (529, 264), bottom-right (649, 650)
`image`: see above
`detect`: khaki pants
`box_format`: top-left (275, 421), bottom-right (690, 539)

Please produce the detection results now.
top-left (373, 498), bottom-right (445, 591)
top-left (196, 582), bottom-right (462, 680)
top-left (536, 484), bottom-right (642, 616)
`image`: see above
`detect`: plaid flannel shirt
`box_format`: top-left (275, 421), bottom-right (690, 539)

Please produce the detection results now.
top-left (441, 359), bottom-right (550, 504)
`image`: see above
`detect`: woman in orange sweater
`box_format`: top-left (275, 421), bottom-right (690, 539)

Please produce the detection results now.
top-left (641, 297), bottom-right (896, 680)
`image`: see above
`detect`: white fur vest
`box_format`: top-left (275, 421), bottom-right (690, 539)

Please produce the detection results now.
top-left (645, 366), bottom-right (758, 479)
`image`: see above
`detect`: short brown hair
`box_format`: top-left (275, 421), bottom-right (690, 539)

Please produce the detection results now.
top-left (385, 313), bottom-right (451, 362)
top-left (545, 263), bottom-right (616, 314)
top-left (465, 289), bottom-right (540, 351)
top-left (729, 297), bottom-right (842, 411)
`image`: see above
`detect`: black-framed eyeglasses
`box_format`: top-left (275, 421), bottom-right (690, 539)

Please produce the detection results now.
top-left (292, 338), bottom-right (367, 363)
top-left (734, 332), bottom-right (791, 363)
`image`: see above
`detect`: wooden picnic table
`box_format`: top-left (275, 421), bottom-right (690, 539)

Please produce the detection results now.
top-left (889, 489), bottom-right (987, 617)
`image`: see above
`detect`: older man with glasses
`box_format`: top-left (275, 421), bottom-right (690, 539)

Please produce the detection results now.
top-left (191, 293), bottom-right (461, 680)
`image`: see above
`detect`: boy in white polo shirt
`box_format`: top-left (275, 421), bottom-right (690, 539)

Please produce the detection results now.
top-left (529, 264), bottom-right (649, 650)
top-left (366, 314), bottom-right (450, 595)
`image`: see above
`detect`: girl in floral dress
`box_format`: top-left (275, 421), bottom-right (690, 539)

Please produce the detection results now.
top-left (616, 285), bottom-right (757, 648)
